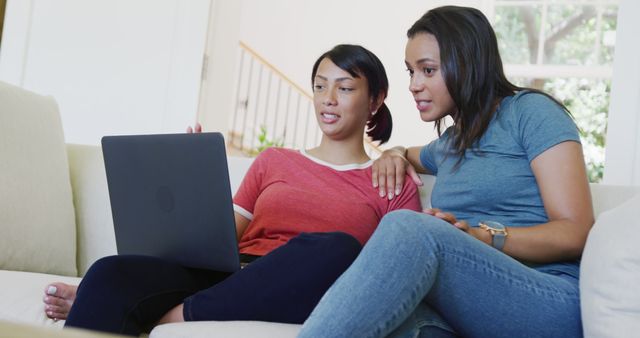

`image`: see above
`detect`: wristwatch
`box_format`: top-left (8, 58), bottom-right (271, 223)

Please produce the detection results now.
top-left (479, 221), bottom-right (508, 251)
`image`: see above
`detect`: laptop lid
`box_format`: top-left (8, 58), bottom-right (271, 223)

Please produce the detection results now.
top-left (101, 132), bottom-right (240, 272)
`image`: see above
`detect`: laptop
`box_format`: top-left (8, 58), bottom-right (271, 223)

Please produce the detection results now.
top-left (101, 132), bottom-right (240, 272)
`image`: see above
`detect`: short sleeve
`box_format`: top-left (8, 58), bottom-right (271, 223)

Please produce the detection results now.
top-left (512, 92), bottom-right (581, 162)
top-left (387, 177), bottom-right (422, 212)
top-left (232, 150), bottom-right (271, 220)
top-left (420, 138), bottom-right (441, 175)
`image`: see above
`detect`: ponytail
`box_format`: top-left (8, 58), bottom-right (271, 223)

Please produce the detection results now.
top-left (366, 102), bottom-right (392, 144)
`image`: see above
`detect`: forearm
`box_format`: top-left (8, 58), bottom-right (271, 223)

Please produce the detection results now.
top-left (502, 220), bottom-right (591, 263)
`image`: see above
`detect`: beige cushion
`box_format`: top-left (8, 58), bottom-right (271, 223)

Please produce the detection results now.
top-left (0, 319), bottom-right (128, 338)
top-left (151, 321), bottom-right (300, 338)
top-left (580, 193), bottom-right (640, 337)
top-left (0, 270), bottom-right (80, 328)
top-left (66, 144), bottom-right (116, 276)
top-left (0, 82), bottom-right (77, 276)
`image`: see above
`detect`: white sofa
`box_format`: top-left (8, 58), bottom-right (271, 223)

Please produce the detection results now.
top-left (1, 82), bottom-right (639, 337)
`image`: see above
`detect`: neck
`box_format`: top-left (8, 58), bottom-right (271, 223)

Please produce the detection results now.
top-left (307, 135), bottom-right (370, 165)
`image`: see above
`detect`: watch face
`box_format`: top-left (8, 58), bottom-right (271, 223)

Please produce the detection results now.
top-left (482, 221), bottom-right (505, 231)
top-left (481, 221), bottom-right (507, 251)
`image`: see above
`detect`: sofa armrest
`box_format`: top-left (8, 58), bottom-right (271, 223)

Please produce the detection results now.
top-left (66, 144), bottom-right (116, 276)
top-left (580, 193), bottom-right (640, 336)
top-left (589, 183), bottom-right (640, 219)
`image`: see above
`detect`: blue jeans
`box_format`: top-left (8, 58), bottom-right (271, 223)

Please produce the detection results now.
top-left (297, 210), bottom-right (582, 338)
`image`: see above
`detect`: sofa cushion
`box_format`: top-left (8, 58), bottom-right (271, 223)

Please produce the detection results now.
top-left (0, 82), bottom-right (77, 276)
top-left (0, 270), bottom-right (80, 327)
top-left (66, 144), bottom-right (117, 276)
top-left (151, 320), bottom-right (300, 338)
top-left (580, 193), bottom-right (640, 337)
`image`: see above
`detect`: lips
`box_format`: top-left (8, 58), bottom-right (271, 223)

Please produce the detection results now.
top-left (415, 100), bottom-right (432, 112)
top-left (320, 112), bottom-right (340, 123)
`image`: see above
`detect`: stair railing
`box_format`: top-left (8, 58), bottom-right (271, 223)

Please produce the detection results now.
top-left (229, 41), bottom-right (381, 156)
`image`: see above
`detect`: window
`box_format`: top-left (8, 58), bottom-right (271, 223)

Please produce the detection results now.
top-left (0, 0), bottom-right (6, 48)
top-left (492, 0), bottom-right (619, 182)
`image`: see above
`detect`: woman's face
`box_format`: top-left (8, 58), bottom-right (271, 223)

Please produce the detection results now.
top-left (312, 57), bottom-right (374, 141)
top-left (405, 32), bottom-right (455, 122)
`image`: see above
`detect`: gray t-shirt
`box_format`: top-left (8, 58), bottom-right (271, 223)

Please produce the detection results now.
top-left (420, 91), bottom-right (581, 277)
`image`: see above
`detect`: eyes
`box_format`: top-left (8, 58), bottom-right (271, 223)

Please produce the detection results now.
top-left (313, 84), bottom-right (354, 92)
top-left (406, 67), bottom-right (436, 77)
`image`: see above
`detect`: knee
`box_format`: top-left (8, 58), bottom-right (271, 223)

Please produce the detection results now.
top-left (85, 255), bottom-right (122, 278)
top-left (82, 255), bottom-right (144, 288)
top-left (376, 210), bottom-right (452, 245)
top-left (310, 232), bottom-right (362, 259)
top-left (378, 209), bottom-right (429, 236)
top-left (289, 232), bottom-right (361, 270)
top-left (78, 255), bottom-right (126, 292)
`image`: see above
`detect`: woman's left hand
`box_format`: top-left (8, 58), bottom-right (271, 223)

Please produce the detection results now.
top-left (423, 208), bottom-right (490, 245)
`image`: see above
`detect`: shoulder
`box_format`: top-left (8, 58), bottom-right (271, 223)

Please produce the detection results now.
top-left (254, 147), bottom-right (299, 162)
top-left (501, 91), bottom-right (568, 120)
top-left (498, 91), bottom-right (577, 133)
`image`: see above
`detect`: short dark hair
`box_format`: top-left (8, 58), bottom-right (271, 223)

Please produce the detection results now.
top-left (311, 44), bottom-right (392, 144)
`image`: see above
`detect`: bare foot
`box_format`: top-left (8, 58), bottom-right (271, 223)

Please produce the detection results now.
top-left (43, 282), bottom-right (77, 320)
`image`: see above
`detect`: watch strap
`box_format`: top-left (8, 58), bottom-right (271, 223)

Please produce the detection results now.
top-left (480, 221), bottom-right (507, 251)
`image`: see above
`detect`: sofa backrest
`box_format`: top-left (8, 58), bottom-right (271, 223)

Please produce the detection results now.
top-left (71, 152), bottom-right (640, 275)
top-left (0, 82), bottom-right (78, 277)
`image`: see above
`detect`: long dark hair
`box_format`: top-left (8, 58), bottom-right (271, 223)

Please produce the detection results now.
top-left (407, 6), bottom-right (569, 158)
top-left (311, 44), bottom-right (393, 144)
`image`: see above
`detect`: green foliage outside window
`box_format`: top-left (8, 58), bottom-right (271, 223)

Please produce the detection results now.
top-left (494, 3), bottom-right (618, 182)
top-left (545, 78), bottom-right (608, 182)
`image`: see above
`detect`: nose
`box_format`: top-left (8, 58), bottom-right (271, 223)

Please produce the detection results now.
top-left (409, 73), bottom-right (425, 94)
top-left (322, 87), bottom-right (337, 106)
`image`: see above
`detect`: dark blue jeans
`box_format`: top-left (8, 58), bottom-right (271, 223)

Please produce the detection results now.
top-left (65, 232), bottom-right (361, 336)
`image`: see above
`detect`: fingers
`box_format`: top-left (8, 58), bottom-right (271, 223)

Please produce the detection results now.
top-left (186, 123), bottom-right (202, 134)
top-left (374, 161), bottom-right (391, 197)
top-left (381, 158), bottom-right (400, 199)
top-left (453, 220), bottom-right (469, 231)
top-left (372, 165), bottom-right (379, 189)
top-left (393, 159), bottom-right (406, 197)
top-left (386, 168), bottom-right (396, 200)
top-left (423, 208), bottom-right (458, 224)
top-left (422, 208), bottom-right (438, 215)
top-left (372, 156), bottom-right (409, 199)
top-left (407, 166), bottom-right (423, 186)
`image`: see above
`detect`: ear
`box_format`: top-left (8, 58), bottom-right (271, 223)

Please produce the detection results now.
top-left (369, 93), bottom-right (385, 114)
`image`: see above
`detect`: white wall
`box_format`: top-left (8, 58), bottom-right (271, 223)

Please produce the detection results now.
top-left (0, 0), bottom-right (210, 145)
top-left (238, 0), bottom-right (480, 149)
top-left (198, 0), bottom-right (241, 134)
top-left (603, 0), bottom-right (640, 186)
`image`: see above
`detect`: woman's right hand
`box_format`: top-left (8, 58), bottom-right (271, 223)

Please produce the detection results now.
top-left (186, 122), bottom-right (203, 133)
top-left (372, 147), bottom-right (421, 200)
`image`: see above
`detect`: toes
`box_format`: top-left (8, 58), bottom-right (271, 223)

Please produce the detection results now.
top-left (45, 285), bottom-right (57, 296)
top-left (46, 309), bottom-right (68, 320)
top-left (44, 296), bottom-right (69, 308)
top-left (45, 282), bottom-right (76, 299)
top-left (45, 304), bottom-right (69, 320)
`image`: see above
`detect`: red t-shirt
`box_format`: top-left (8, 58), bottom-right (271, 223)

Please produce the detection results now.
top-left (233, 148), bottom-right (421, 256)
